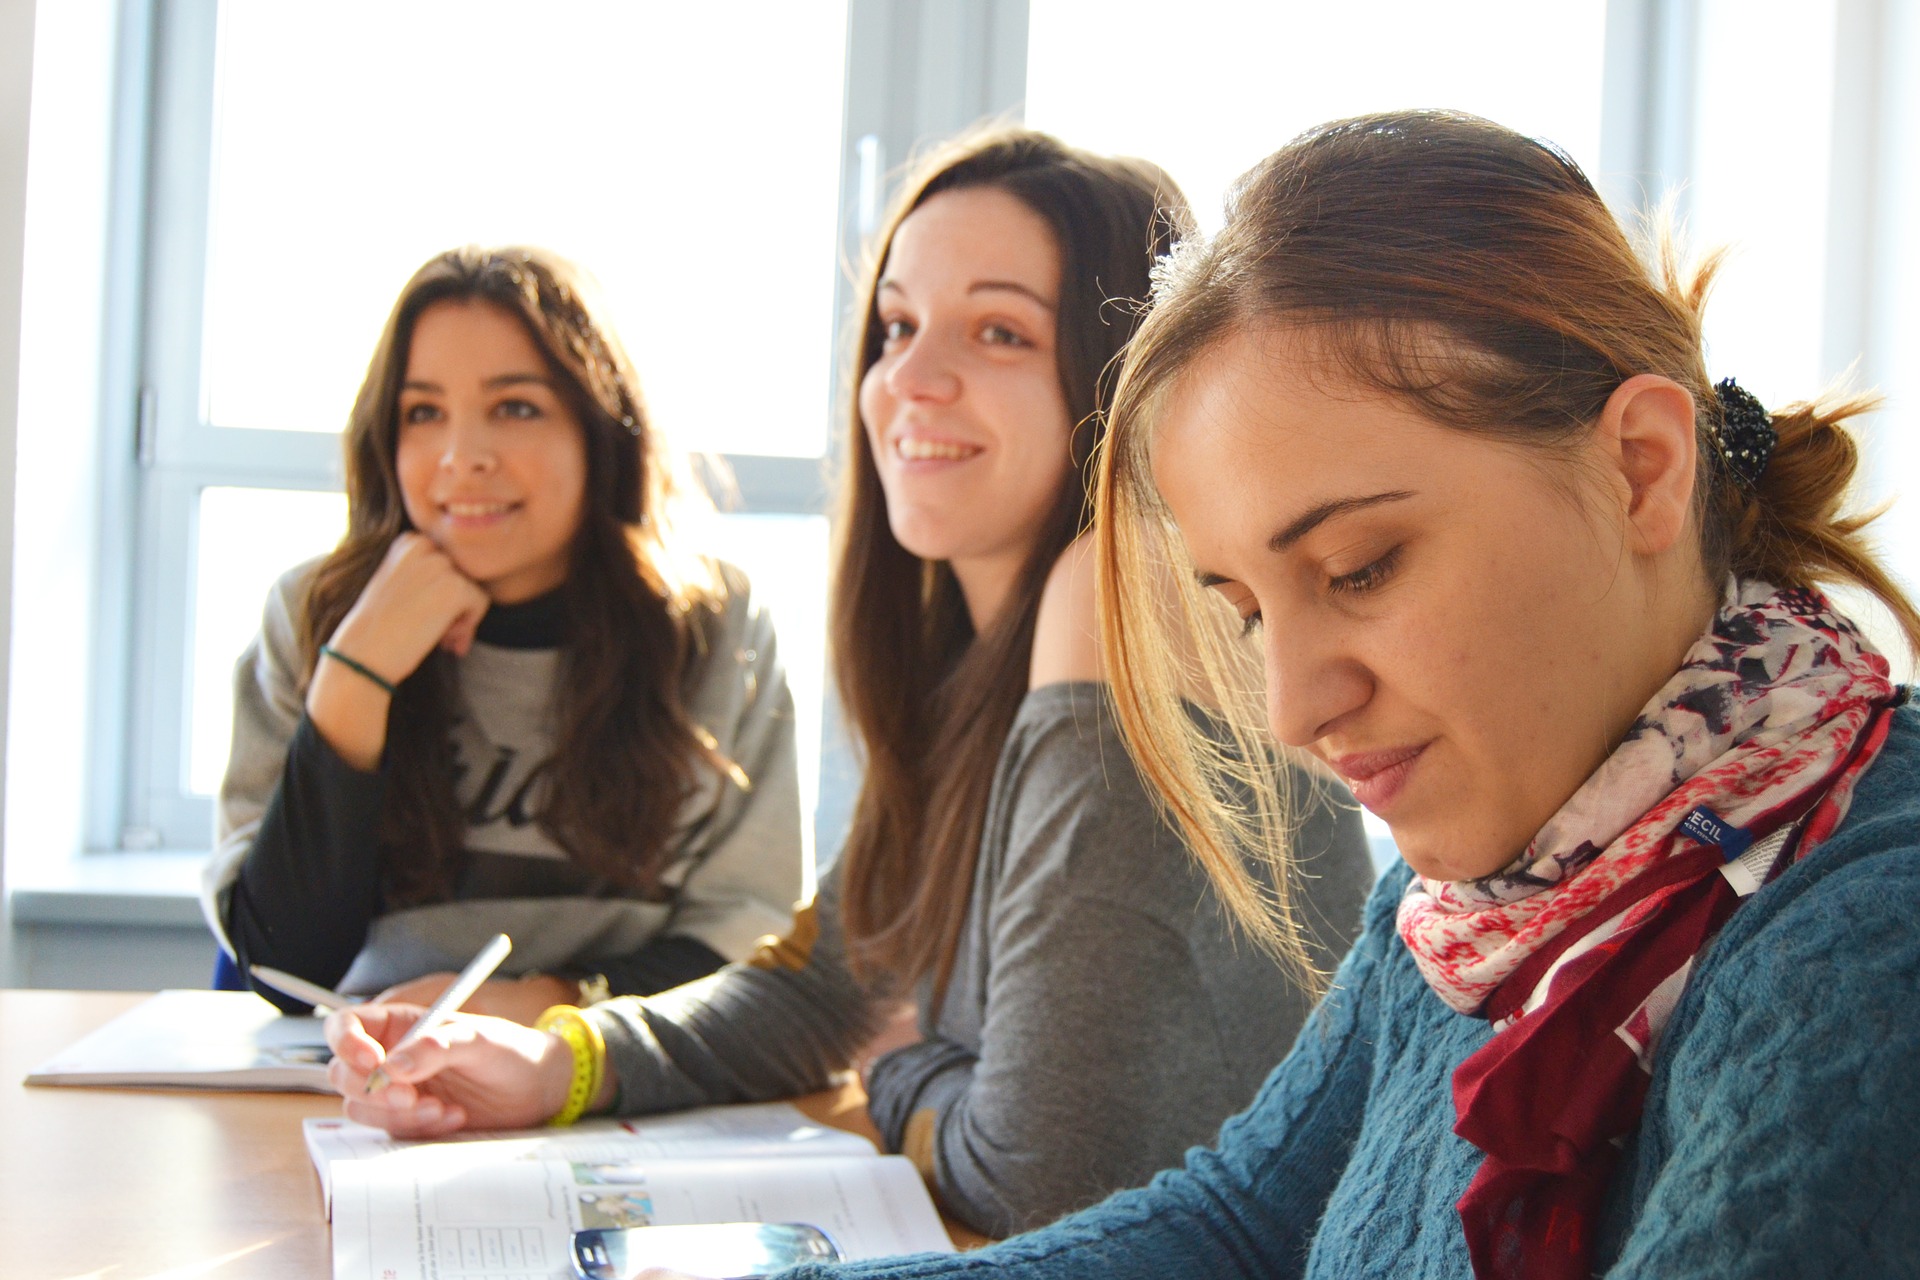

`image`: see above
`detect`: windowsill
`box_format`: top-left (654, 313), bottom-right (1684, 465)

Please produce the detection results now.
top-left (8, 850), bottom-right (209, 929)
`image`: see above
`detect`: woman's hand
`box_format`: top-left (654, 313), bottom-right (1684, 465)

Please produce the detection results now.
top-left (373, 973), bottom-right (582, 1027)
top-left (324, 1002), bottom-right (576, 1137)
top-left (305, 533), bottom-right (492, 769)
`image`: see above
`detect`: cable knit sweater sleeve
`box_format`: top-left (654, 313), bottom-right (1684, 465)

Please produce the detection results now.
top-left (775, 865), bottom-right (1401, 1280)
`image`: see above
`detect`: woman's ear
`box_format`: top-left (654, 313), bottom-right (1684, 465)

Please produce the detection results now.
top-left (1595, 374), bottom-right (1699, 557)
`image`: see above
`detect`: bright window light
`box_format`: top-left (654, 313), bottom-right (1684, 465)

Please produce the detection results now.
top-left (1689, 0), bottom-right (1837, 409)
top-left (189, 486), bottom-right (349, 795)
top-left (1026, 0), bottom-right (1607, 232)
top-left (201, 1), bottom-right (848, 456)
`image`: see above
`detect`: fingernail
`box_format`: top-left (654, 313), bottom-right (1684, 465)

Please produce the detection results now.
top-left (386, 1051), bottom-right (415, 1073)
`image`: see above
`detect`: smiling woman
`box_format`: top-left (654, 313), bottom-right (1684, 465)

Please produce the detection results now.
top-left (201, 246), bottom-right (806, 1027)
top-left (392, 302), bottom-right (591, 607)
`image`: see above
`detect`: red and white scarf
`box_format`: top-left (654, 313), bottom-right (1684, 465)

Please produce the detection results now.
top-left (1395, 580), bottom-right (1900, 1280)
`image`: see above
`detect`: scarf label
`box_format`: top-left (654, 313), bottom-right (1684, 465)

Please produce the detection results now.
top-left (1678, 805), bottom-right (1752, 860)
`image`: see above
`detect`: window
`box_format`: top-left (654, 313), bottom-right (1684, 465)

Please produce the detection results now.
top-left (1026, 0), bottom-right (1608, 231)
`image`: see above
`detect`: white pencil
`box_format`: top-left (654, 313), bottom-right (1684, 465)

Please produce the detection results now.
top-left (249, 964), bottom-right (359, 1012)
top-left (364, 932), bottom-right (513, 1092)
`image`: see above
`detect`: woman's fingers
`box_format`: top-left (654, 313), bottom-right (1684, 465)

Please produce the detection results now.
top-left (327, 1005), bottom-right (415, 1069)
top-left (330, 533), bottom-right (491, 679)
top-left (342, 1087), bottom-right (470, 1139)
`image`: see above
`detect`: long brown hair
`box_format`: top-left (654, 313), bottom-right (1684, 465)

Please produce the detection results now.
top-left (302, 245), bottom-right (730, 905)
top-left (1097, 109), bottom-right (1920, 958)
top-left (833, 128), bottom-right (1188, 1001)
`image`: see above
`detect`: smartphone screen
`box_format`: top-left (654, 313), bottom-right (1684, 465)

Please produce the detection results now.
top-left (572, 1222), bottom-right (841, 1279)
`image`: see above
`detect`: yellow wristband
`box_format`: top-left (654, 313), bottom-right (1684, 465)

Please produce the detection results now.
top-left (535, 1005), bottom-right (606, 1127)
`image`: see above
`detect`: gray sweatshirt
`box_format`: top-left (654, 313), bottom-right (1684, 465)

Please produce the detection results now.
top-left (588, 680), bottom-right (1374, 1238)
top-left (203, 557), bottom-right (805, 1003)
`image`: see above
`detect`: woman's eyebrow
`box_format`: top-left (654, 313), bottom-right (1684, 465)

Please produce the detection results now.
top-left (969, 280), bottom-right (1056, 310)
top-left (1267, 490), bottom-right (1415, 552)
top-left (481, 372), bottom-right (555, 390)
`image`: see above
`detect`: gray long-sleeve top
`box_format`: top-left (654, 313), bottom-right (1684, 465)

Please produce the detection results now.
top-left (588, 681), bottom-right (1375, 1238)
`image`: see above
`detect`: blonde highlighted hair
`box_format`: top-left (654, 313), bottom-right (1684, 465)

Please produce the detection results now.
top-left (1096, 110), bottom-right (1920, 958)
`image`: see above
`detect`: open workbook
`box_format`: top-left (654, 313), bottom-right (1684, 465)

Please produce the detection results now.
top-left (309, 1102), bottom-right (954, 1280)
top-left (23, 989), bottom-right (332, 1091)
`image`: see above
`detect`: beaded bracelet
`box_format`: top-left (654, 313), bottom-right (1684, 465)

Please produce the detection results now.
top-left (318, 644), bottom-right (397, 696)
top-left (535, 1004), bottom-right (607, 1127)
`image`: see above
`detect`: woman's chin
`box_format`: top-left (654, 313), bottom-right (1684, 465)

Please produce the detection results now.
top-left (1390, 823), bottom-right (1518, 884)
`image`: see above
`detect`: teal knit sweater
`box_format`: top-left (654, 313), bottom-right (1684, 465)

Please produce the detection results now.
top-left (789, 701), bottom-right (1920, 1279)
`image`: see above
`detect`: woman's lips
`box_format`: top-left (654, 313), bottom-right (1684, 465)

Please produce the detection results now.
top-left (1326, 743), bottom-right (1429, 814)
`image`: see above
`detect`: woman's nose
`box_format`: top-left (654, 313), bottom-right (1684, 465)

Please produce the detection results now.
top-left (438, 415), bottom-right (496, 472)
top-left (1264, 618), bottom-right (1370, 749)
top-left (882, 328), bottom-right (961, 403)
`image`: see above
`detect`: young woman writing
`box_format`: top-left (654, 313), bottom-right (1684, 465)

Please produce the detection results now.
top-left (321, 130), bottom-right (1375, 1239)
top-left (204, 246), bottom-right (804, 1027)
top-left (737, 109), bottom-right (1920, 1279)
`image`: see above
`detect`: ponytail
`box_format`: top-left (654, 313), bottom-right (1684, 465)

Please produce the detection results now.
top-left (1716, 389), bottom-right (1920, 655)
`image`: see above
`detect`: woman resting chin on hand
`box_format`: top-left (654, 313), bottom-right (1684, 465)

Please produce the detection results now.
top-left (205, 246), bottom-right (805, 1029)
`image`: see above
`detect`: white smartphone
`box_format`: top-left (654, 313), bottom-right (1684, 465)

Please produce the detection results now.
top-left (570, 1222), bottom-right (841, 1279)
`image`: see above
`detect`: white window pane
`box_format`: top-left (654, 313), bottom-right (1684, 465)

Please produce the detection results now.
top-left (1027, 0), bottom-right (1606, 233)
top-left (1690, 0), bottom-right (1837, 408)
top-left (188, 486), bottom-right (349, 794)
top-left (202, 1), bottom-right (847, 456)
top-left (700, 512), bottom-right (831, 874)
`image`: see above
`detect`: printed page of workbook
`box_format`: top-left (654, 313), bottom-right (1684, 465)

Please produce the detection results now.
top-left (329, 1153), bottom-right (952, 1280)
top-left (306, 1102), bottom-right (876, 1213)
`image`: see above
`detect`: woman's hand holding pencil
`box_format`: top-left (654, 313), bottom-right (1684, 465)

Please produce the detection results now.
top-left (322, 931), bottom-right (614, 1137)
top-left (323, 1000), bottom-right (581, 1137)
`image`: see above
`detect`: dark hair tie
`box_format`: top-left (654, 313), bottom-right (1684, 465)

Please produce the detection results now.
top-left (1714, 377), bottom-right (1775, 489)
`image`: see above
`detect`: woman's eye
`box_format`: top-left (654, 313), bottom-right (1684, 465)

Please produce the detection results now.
top-left (495, 398), bottom-right (541, 420)
top-left (880, 318), bottom-right (914, 343)
top-left (981, 323), bottom-right (1030, 347)
top-left (1239, 610), bottom-right (1264, 639)
top-left (1328, 547), bottom-right (1401, 596)
top-left (401, 402), bottom-right (441, 425)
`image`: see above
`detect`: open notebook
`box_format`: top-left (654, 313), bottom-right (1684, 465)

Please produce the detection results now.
top-left (23, 989), bottom-right (332, 1091)
top-left (310, 1103), bottom-right (954, 1279)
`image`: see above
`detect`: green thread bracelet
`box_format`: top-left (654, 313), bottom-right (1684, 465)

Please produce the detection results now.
top-left (319, 644), bottom-right (397, 696)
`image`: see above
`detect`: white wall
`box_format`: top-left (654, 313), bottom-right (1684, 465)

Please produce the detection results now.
top-left (0, 0), bottom-right (39, 985)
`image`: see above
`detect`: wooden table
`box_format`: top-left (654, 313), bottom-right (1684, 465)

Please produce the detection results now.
top-left (1, 989), bottom-right (978, 1279)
